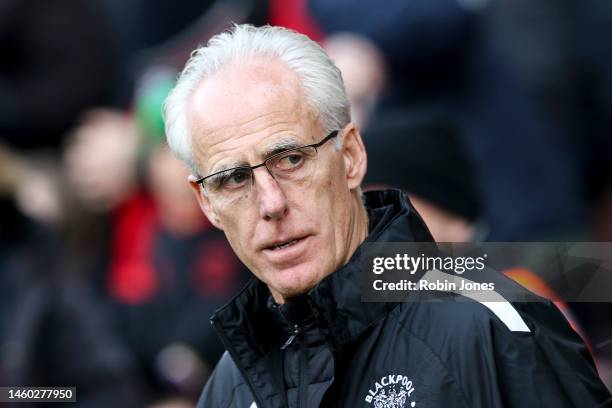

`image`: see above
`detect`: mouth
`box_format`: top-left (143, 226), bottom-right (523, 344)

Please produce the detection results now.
top-left (265, 237), bottom-right (305, 251)
top-left (259, 234), bottom-right (314, 265)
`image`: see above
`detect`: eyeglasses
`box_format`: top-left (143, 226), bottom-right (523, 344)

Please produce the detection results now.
top-left (196, 130), bottom-right (339, 207)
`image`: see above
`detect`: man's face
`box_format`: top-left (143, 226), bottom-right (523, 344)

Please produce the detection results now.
top-left (187, 60), bottom-right (367, 302)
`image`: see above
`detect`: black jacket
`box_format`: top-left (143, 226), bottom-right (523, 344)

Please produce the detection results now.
top-left (198, 190), bottom-right (611, 407)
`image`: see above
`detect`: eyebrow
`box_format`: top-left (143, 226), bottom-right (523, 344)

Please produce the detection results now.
top-left (263, 138), bottom-right (302, 158)
top-left (205, 170), bottom-right (233, 185)
top-left (213, 161), bottom-right (246, 172)
top-left (206, 161), bottom-right (248, 179)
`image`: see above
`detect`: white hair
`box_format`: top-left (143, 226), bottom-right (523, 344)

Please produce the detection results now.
top-left (163, 24), bottom-right (351, 175)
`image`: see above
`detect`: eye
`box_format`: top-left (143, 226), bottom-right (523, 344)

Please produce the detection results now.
top-left (275, 151), bottom-right (305, 170)
top-left (221, 168), bottom-right (251, 189)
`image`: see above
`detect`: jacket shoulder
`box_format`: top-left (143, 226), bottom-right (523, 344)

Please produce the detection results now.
top-left (390, 290), bottom-right (611, 407)
top-left (395, 267), bottom-right (556, 338)
top-left (389, 279), bottom-right (545, 368)
top-left (197, 351), bottom-right (255, 408)
top-left (395, 292), bottom-right (534, 341)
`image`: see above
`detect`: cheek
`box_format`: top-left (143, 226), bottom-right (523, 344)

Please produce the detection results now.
top-left (305, 166), bottom-right (338, 197)
top-left (327, 156), bottom-right (348, 191)
top-left (219, 214), bottom-right (254, 256)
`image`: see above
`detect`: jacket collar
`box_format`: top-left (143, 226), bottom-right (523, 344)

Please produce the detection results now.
top-left (308, 189), bottom-right (434, 347)
top-left (211, 189), bottom-right (434, 354)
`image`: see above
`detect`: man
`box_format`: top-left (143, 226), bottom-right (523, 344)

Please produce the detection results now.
top-left (164, 25), bottom-right (611, 407)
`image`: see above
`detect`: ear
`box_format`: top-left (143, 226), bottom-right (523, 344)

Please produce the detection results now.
top-left (188, 174), bottom-right (224, 230)
top-left (341, 123), bottom-right (367, 190)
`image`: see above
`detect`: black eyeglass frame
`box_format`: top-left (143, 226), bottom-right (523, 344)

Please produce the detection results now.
top-left (195, 130), bottom-right (340, 187)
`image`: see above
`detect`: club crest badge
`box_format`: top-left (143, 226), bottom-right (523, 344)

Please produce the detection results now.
top-left (364, 374), bottom-right (416, 408)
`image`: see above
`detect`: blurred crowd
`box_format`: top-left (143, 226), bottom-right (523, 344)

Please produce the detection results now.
top-left (1, 0), bottom-right (611, 405)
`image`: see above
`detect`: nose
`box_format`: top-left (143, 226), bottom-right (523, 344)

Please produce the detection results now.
top-left (253, 166), bottom-right (288, 221)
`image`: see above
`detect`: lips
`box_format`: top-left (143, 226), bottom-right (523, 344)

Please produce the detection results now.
top-left (260, 235), bottom-right (312, 264)
top-left (263, 236), bottom-right (306, 251)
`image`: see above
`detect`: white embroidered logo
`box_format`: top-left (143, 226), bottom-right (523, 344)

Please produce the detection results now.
top-left (364, 374), bottom-right (416, 408)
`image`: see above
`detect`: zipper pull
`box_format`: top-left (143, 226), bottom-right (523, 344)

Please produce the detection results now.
top-left (280, 324), bottom-right (300, 350)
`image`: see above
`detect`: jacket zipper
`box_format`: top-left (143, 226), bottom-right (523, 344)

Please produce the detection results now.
top-left (281, 324), bottom-right (300, 350)
top-left (298, 333), bottom-right (308, 408)
top-left (280, 324), bottom-right (309, 408)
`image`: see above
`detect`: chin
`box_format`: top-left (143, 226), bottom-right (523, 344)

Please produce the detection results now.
top-left (269, 263), bottom-right (326, 299)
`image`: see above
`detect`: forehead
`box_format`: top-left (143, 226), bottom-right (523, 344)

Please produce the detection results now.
top-left (187, 60), bottom-right (318, 172)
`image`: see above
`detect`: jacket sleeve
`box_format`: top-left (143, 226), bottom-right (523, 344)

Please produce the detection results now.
top-left (197, 352), bottom-right (256, 408)
top-left (452, 300), bottom-right (612, 407)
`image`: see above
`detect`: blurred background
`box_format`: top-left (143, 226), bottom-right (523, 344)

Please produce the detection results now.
top-left (0, 0), bottom-right (611, 405)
